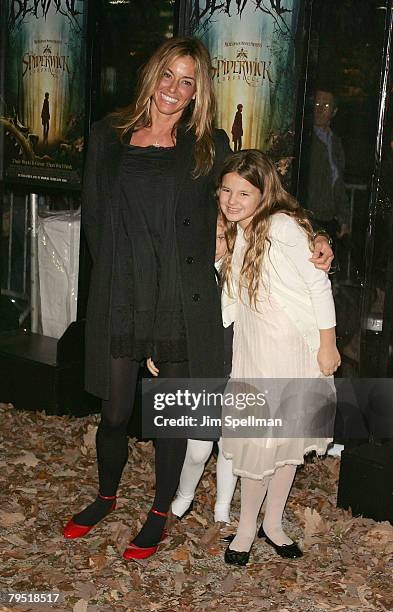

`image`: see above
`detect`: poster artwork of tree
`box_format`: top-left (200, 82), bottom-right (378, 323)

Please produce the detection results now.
top-left (190, 1), bottom-right (292, 35)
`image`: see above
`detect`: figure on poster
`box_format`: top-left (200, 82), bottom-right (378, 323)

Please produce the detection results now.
top-left (41, 92), bottom-right (50, 145)
top-left (62, 37), bottom-right (333, 562)
top-left (218, 150), bottom-right (339, 566)
top-left (302, 89), bottom-right (350, 246)
top-left (231, 103), bottom-right (243, 152)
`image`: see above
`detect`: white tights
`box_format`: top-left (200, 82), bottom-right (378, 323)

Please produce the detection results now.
top-left (171, 438), bottom-right (237, 523)
top-left (229, 464), bottom-right (297, 552)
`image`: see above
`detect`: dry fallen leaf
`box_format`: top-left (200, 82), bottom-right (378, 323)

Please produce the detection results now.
top-left (0, 511), bottom-right (25, 527)
top-left (89, 553), bottom-right (107, 570)
top-left (3, 534), bottom-right (28, 546)
top-left (173, 571), bottom-right (186, 595)
top-left (189, 511), bottom-right (208, 526)
top-left (110, 521), bottom-right (131, 555)
top-left (303, 506), bottom-right (322, 545)
top-left (171, 544), bottom-right (191, 563)
top-left (1, 402), bottom-right (393, 611)
top-left (9, 451), bottom-right (40, 467)
top-left (364, 522), bottom-right (393, 545)
top-left (73, 599), bottom-right (88, 612)
top-left (73, 581), bottom-right (97, 600)
top-left (222, 573), bottom-right (236, 594)
top-left (199, 523), bottom-right (221, 548)
top-left (82, 424), bottom-right (97, 448)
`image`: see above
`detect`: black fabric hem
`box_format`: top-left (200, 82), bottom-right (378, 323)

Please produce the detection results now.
top-left (110, 335), bottom-right (188, 363)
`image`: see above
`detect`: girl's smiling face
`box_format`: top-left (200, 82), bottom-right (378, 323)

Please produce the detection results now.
top-left (219, 172), bottom-right (262, 228)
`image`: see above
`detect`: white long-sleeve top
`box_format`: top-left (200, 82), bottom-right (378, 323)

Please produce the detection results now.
top-left (222, 213), bottom-right (336, 351)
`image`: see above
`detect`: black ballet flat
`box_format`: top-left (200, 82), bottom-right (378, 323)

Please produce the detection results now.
top-left (224, 544), bottom-right (251, 566)
top-left (258, 526), bottom-right (303, 559)
top-left (221, 533), bottom-right (235, 543)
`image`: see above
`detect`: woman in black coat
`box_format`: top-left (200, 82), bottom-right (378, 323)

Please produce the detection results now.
top-left (63, 36), bottom-right (333, 561)
top-left (63, 37), bottom-right (232, 560)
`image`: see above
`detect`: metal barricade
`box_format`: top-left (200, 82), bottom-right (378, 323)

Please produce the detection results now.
top-left (2, 191), bottom-right (30, 326)
top-left (1, 190), bottom-right (78, 332)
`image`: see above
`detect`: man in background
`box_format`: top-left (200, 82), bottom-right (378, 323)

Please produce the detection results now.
top-left (303, 89), bottom-right (350, 243)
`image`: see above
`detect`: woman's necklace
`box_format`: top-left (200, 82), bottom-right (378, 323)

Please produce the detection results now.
top-left (130, 128), bottom-right (174, 148)
top-left (151, 130), bottom-right (176, 148)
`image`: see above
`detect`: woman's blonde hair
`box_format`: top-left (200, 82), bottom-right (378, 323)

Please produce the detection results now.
top-left (219, 150), bottom-right (314, 307)
top-left (112, 37), bottom-right (216, 176)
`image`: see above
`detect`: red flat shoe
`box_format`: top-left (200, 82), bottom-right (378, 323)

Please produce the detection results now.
top-left (63, 493), bottom-right (117, 539)
top-left (123, 508), bottom-right (167, 561)
top-left (123, 542), bottom-right (159, 560)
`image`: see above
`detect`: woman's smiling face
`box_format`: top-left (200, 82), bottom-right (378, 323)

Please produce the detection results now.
top-left (152, 55), bottom-right (196, 120)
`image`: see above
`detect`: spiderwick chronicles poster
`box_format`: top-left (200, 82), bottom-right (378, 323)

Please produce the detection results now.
top-left (1, 1), bottom-right (88, 190)
top-left (189, 0), bottom-right (302, 184)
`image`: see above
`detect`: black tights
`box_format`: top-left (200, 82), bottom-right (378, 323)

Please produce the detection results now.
top-left (97, 357), bottom-right (140, 496)
top-left (74, 356), bottom-right (188, 547)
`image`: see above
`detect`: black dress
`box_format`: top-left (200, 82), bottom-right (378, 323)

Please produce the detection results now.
top-left (83, 119), bottom-right (230, 400)
top-left (111, 144), bottom-right (187, 362)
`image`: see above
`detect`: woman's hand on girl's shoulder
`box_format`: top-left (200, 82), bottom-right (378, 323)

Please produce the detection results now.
top-left (317, 345), bottom-right (341, 376)
top-left (146, 358), bottom-right (159, 377)
top-left (309, 235), bottom-right (334, 271)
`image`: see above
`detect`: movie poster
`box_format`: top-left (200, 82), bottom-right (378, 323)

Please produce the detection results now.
top-left (1, 1), bottom-right (88, 189)
top-left (189, 0), bottom-right (302, 181)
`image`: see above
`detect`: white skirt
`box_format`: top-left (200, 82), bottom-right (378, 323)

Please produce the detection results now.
top-left (222, 294), bottom-right (334, 479)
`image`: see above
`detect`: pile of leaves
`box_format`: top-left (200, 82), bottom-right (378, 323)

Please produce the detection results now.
top-left (1, 402), bottom-right (393, 611)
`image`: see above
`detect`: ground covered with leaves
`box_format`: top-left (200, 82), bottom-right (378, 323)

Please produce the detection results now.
top-left (1, 403), bottom-right (393, 612)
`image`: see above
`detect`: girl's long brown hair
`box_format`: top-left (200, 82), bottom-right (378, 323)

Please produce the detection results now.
top-left (111, 37), bottom-right (216, 177)
top-left (219, 150), bottom-right (314, 307)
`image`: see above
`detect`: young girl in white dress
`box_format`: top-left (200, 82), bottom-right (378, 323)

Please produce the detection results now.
top-left (218, 150), bottom-right (340, 566)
